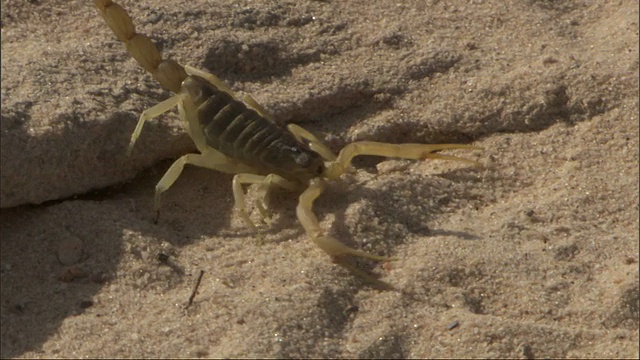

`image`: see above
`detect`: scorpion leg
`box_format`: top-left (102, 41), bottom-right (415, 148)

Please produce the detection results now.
top-left (232, 174), bottom-right (261, 231)
top-left (256, 174), bottom-right (301, 222)
top-left (242, 94), bottom-right (277, 123)
top-left (154, 150), bottom-right (255, 223)
top-left (297, 179), bottom-right (396, 289)
top-left (324, 142), bottom-right (482, 179)
top-left (232, 173), bottom-right (300, 228)
top-left (127, 94), bottom-right (184, 156)
top-left (184, 65), bottom-right (235, 97)
top-left (287, 124), bottom-right (337, 161)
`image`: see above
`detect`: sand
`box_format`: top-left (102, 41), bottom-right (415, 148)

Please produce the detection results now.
top-left (1, 0), bottom-right (638, 358)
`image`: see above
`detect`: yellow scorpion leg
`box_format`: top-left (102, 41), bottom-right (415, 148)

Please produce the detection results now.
top-left (127, 94), bottom-right (185, 156)
top-left (242, 94), bottom-right (277, 123)
top-left (154, 150), bottom-right (255, 223)
top-left (287, 124), bottom-right (338, 161)
top-left (184, 65), bottom-right (236, 97)
top-left (256, 174), bottom-right (302, 221)
top-left (232, 173), bottom-right (301, 230)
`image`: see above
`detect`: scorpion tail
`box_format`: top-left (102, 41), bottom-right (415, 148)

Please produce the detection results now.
top-left (94, 0), bottom-right (187, 93)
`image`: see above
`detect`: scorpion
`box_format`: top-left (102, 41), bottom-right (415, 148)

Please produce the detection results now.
top-left (94, 0), bottom-right (482, 289)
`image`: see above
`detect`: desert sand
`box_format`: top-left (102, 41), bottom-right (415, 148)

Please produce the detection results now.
top-left (1, 0), bottom-right (638, 358)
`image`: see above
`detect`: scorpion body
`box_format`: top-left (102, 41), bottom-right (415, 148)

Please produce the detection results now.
top-left (188, 76), bottom-right (325, 182)
top-left (94, 0), bottom-right (482, 289)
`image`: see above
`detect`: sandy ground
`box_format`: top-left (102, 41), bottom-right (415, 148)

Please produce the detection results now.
top-left (1, 0), bottom-right (638, 358)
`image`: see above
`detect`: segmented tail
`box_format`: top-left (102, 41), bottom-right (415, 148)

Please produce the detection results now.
top-left (94, 0), bottom-right (187, 93)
